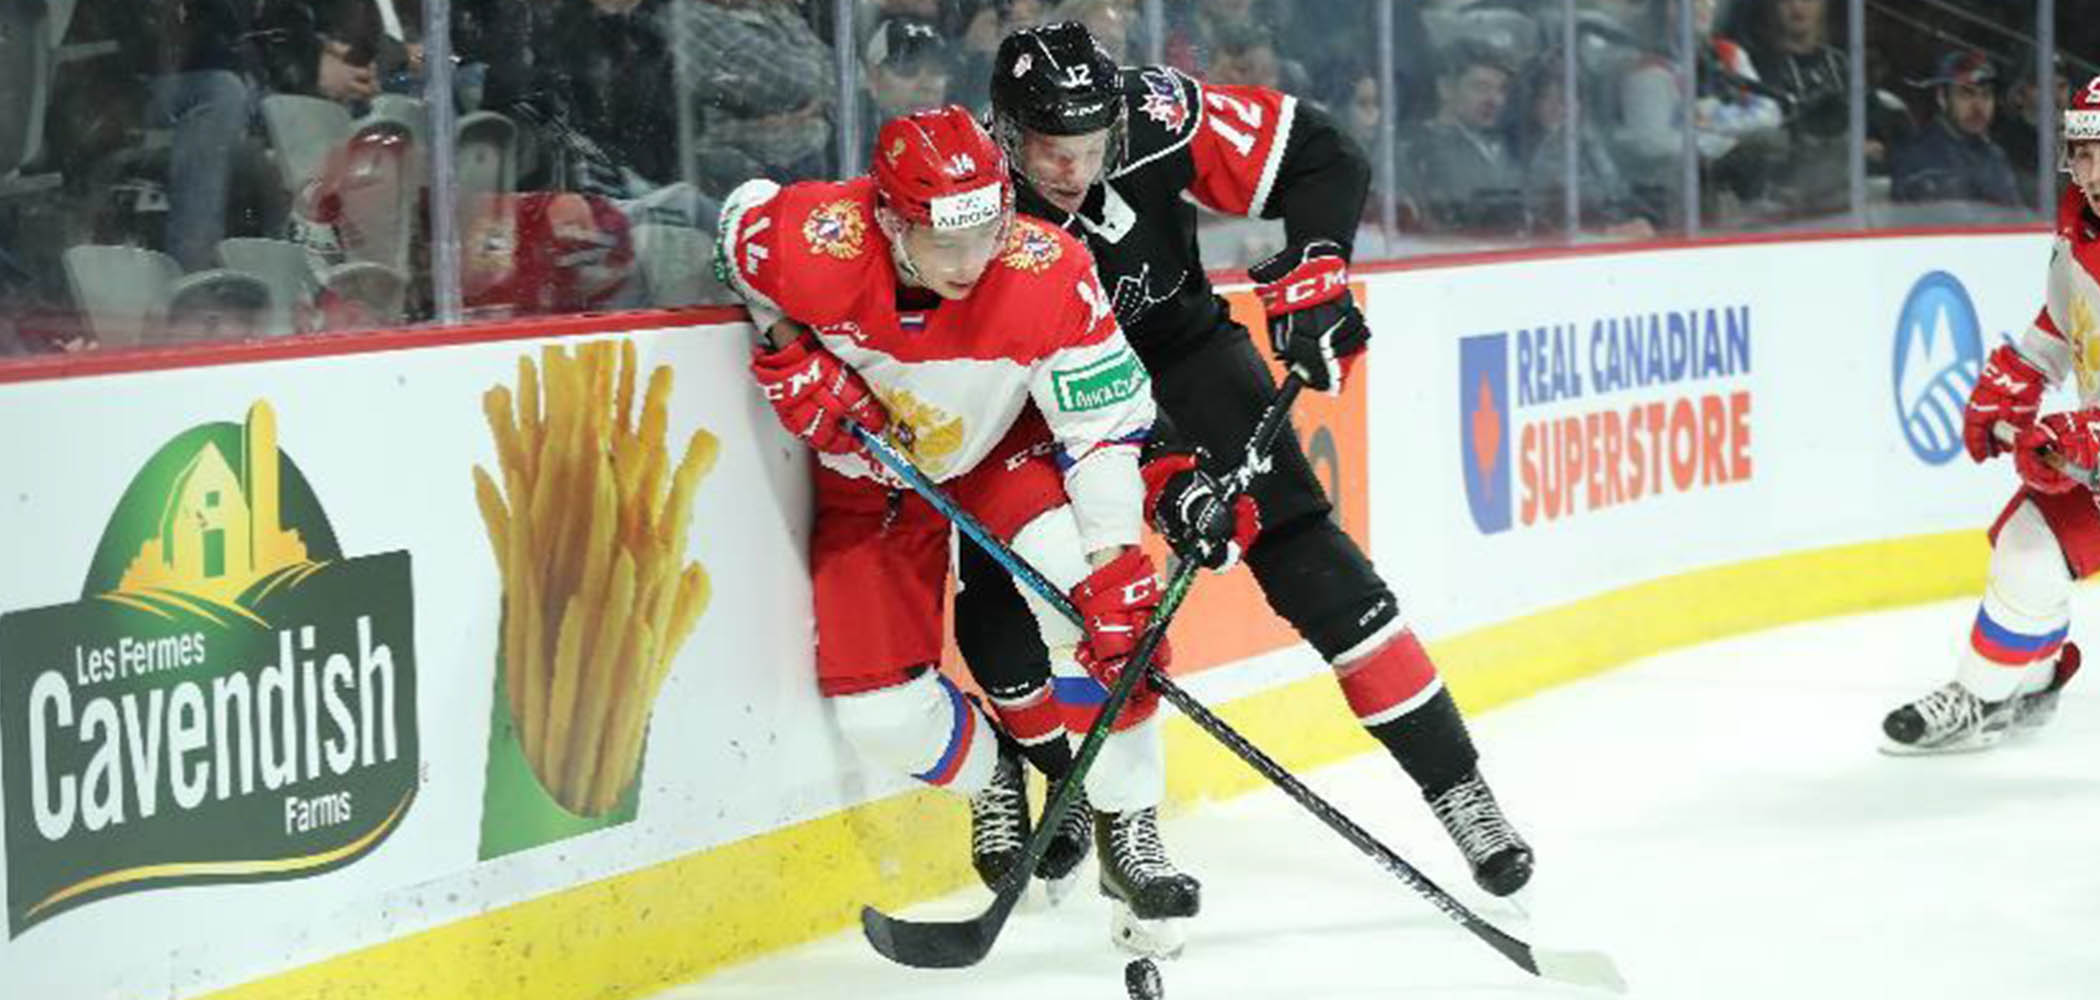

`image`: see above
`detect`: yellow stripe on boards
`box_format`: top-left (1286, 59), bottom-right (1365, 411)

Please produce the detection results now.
top-left (201, 530), bottom-right (1989, 1000)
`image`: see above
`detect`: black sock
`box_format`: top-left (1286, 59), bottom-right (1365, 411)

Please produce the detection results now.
top-left (1363, 688), bottom-right (1479, 798)
top-left (1017, 734), bottom-right (1075, 782)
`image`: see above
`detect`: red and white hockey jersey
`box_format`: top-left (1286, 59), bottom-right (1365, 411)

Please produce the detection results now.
top-left (718, 175), bottom-right (1155, 552)
top-left (2015, 185), bottom-right (2100, 404)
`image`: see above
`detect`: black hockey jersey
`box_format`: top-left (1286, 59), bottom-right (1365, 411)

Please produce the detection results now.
top-left (1012, 66), bottom-right (1371, 365)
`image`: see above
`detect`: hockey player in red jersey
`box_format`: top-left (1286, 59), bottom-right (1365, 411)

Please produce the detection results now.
top-left (951, 21), bottom-right (1534, 900)
top-left (1881, 76), bottom-right (2100, 753)
top-left (713, 107), bottom-right (1202, 940)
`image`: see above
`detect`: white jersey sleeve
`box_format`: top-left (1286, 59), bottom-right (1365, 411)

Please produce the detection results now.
top-left (1030, 269), bottom-right (1156, 555)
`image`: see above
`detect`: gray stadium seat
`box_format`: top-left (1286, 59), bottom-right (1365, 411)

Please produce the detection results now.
top-left (261, 94), bottom-right (354, 198)
top-left (63, 244), bottom-right (181, 349)
top-left (631, 224), bottom-right (715, 308)
top-left (165, 269), bottom-right (272, 343)
top-left (333, 120), bottom-right (418, 275)
top-left (218, 237), bottom-right (319, 337)
top-left (362, 94), bottom-right (431, 183)
top-left (455, 110), bottom-right (518, 203)
top-left (321, 260), bottom-right (407, 327)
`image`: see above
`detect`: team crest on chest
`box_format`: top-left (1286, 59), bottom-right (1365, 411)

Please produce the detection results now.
top-left (1001, 221), bottom-right (1063, 273)
top-left (2072, 293), bottom-right (2100, 398)
top-left (875, 387), bottom-right (965, 477)
top-left (803, 199), bottom-right (868, 260)
top-left (1139, 69), bottom-right (1188, 130)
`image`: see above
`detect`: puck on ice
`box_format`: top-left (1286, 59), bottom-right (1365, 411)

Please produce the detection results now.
top-left (1125, 957), bottom-right (1163, 999)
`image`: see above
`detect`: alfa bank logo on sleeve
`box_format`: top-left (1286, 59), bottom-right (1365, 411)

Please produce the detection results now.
top-left (1458, 305), bottom-right (1757, 536)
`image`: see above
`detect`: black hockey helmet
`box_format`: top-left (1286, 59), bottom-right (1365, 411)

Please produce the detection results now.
top-left (989, 22), bottom-right (1128, 176)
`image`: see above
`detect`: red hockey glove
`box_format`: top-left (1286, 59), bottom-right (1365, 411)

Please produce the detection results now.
top-left (1249, 240), bottom-right (1368, 394)
top-left (1141, 444), bottom-right (1260, 572)
top-left (1963, 344), bottom-right (2046, 462)
top-left (750, 332), bottom-right (888, 455)
top-left (1069, 549), bottom-right (1170, 713)
top-left (2014, 409), bottom-right (2100, 494)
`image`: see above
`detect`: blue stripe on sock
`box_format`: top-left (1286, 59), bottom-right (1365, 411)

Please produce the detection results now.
top-left (911, 675), bottom-right (971, 784)
top-left (1974, 608), bottom-right (2069, 654)
top-left (1054, 675), bottom-right (1109, 707)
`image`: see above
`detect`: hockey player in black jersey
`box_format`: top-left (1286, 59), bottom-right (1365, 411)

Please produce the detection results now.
top-left (956, 21), bottom-right (1535, 912)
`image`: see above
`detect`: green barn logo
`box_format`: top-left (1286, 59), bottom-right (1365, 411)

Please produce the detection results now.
top-left (0, 401), bottom-right (418, 936)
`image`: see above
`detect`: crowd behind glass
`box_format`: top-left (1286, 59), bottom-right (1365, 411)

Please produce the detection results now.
top-left (0, 0), bottom-right (2087, 354)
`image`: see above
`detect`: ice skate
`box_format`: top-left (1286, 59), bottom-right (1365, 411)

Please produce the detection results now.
top-left (1881, 681), bottom-right (2015, 755)
top-left (1034, 781), bottom-right (1092, 905)
top-left (1427, 770), bottom-right (1535, 897)
top-left (968, 743), bottom-right (1030, 890)
top-left (2012, 643), bottom-right (2081, 734)
top-left (1097, 807), bottom-right (1199, 958)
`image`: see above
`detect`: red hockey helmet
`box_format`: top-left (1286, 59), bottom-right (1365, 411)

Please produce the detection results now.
top-left (873, 106), bottom-right (1013, 231)
top-left (2067, 75), bottom-right (2100, 146)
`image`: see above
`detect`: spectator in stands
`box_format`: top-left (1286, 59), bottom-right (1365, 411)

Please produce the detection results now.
top-left (1207, 23), bottom-right (1308, 96)
top-left (108, 2), bottom-right (273, 271)
top-left (1328, 60), bottom-right (1383, 155)
top-left (862, 17), bottom-right (954, 151)
top-left (956, 0), bottom-right (1048, 109)
top-left (1521, 63), bottom-right (1656, 239)
top-left (1745, 0), bottom-right (1858, 214)
top-left (1052, 0), bottom-right (1136, 63)
top-left (1992, 53), bottom-right (2065, 209)
top-left (679, 0), bottom-right (837, 200)
top-left (1399, 40), bottom-right (1527, 236)
top-left (1615, 0), bottom-right (1786, 220)
top-left (1891, 50), bottom-right (2020, 207)
top-left (522, 0), bottom-right (683, 197)
top-left (1161, 0), bottom-right (1268, 75)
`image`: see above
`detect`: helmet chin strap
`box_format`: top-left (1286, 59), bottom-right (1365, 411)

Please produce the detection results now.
top-left (875, 206), bottom-right (932, 289)
top-left (876, 204), bottom-right (1016, 292)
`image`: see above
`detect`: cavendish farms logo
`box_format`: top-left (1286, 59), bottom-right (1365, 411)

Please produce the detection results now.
top-left (0, 402), bottom-right (417, 937)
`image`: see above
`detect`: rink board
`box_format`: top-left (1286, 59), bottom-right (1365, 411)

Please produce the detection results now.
top-left (0, 229), bottom-right (2046, 999)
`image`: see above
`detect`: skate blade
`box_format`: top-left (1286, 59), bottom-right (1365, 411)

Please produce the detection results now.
top-left (1041, 870), bottom-right (1081, 907)
top-left (1878, 729), bottom-right (2007, 757)
top-left (1110, 903), bottom-right (1185, 959)
top-left (1481, 884), bottom-right (1534, 923)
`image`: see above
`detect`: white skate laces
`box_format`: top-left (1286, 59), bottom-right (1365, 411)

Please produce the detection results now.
top-left (1107, 808), bottom-right (1177, 881)
top-left (969, 756), bottom-right (1028, 864)
top-left (1911, 682), bottom-right (1988, 740)
top-left (1882, 681), bottom-right (2014, 755)
top-left (1429, 773), bottom-right (1522, 864)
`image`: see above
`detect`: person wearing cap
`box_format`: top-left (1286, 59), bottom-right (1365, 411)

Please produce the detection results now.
top-left (862, 17), bottom-right (954, 150)
top-left (1890, 49), bottom-right (2020, 206)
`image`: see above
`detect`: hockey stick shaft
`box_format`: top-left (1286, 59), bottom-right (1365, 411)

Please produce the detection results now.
top-left (1146, 673), bottom-right (1621, 991)
top-left (851, 375), bottom-right (1301, 968)
top-left (1993, 420), bottom-right (2100, 488)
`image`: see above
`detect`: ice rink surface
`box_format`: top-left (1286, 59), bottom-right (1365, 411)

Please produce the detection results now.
top-left (657, 594), bottom-right (2100, 999)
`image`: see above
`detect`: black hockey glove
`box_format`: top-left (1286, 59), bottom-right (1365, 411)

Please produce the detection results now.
top-left (1140, 443), bottom-right (1260, 571)
top-left (1249, 240), bottom-right (1368, 394)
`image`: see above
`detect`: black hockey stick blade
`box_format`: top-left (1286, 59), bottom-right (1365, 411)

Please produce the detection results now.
top-left (859, 883), bottom-right (1023, 969)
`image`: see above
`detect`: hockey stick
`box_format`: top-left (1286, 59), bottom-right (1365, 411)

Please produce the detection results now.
top-left (861, 375), bottom-right (1626, 993)
top-left (1144, 674), bottom-right (1626, 993)
top-left (1993, 420), bottom-right (2100, 489)
top-left (852, 374), bottom-right (1304, 969)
